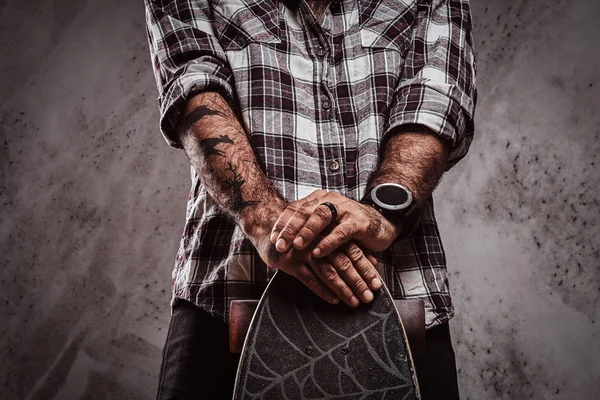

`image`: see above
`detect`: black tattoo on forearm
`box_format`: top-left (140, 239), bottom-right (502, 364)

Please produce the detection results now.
top-left (178, 92), bottom-right (286, 237)
top-left (182, 105), bottom-right (226, 132)
top-left (200, 135), bottom-right (234, 157)
top-left (223, 162), bottom-right (260, 213)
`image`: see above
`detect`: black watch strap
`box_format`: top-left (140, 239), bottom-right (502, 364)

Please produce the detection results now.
top-left (360, 190), bottom-right (420, 242)
top-left (394, 202), bottom-right (420, 241)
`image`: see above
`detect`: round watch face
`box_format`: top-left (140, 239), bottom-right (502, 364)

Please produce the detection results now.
top-left (371, 183), bottom-right (413, 211)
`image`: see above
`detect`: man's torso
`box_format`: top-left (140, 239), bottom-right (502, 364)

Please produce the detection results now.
top-left (170, 0), bottom-right (454, 328)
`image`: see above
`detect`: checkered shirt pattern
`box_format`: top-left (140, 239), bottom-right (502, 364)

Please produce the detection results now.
top-left (145, 0), bottom-right (477, 328)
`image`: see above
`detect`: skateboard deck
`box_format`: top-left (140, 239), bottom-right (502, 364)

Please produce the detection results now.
top-left (233, 270), bottom-right (420, 399)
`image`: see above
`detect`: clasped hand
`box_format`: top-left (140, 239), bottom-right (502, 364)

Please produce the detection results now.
top-left (256, 190), bottom-right (400, 307)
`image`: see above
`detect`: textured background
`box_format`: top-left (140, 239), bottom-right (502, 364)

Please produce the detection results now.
top-left (1, 0), bottom-right (598, 399)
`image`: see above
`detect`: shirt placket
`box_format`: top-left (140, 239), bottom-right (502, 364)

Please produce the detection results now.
top-left (304, 6), bottom-right (345, 192)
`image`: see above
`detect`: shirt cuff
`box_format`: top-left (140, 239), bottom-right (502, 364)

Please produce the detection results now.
top-left (158, 61), bottom-right (235, 149)
top-left (385, 81), bottom-right (475, 169)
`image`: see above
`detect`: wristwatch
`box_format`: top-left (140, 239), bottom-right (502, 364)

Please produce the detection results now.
top-left (360, 183), bottom-right (420, 241)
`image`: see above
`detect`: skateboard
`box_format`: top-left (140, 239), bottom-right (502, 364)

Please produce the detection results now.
top-left (232, 270), bottom-right (421, 399)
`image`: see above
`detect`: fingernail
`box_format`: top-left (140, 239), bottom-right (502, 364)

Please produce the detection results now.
top-left (313, 248), bottom-right (322, 257)
top-left (363, 290), bottom-right (373, 302)
top-left (331, 297), bottom-right (340, 304)
top-left (371, 278), bottom-right (382, 290)
top-left (276, 238), bottom-right (286, 251)
top-left (293, 236), bottom-right (304, 248)
top-left (350, 296), bottom-right (360, 307)
top-left (270, 231), bottom-right (278, 243)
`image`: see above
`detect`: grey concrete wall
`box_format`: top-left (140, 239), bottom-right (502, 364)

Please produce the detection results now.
top-left (1, 0), bottom-right (598, 399)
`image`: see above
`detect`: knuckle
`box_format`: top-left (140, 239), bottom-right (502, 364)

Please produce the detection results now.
top-left (300, 224), bottom-right (318, 237)
top-left (301, 198), bottom-right (312, 207)
top-left (319, 237), bottom-right (333, 250)
top-left (336, 257), bottom-right (353, 273)
top-left (354, 279), bottom-right (369, 292)
top-left (281, 224), bottom-right (298, 236)
top-left (362, 268), bottom-right (378, 280)
top-left (286, 202), bottom-right (299, 212)
top-left (345, 244), bottom-right (364, 261)
top-left (337, 225), bottom-right (353, 241)
top-left (273, 219), bottom-right (286, 231)
top-left (314, 205), bottom-right (332, 221)
top-left (340, 286), bottom-right (353, 299)
top-left (297, 207), bottom-right (312, 219)
top-left (321, 264), bottom-right (338, 281)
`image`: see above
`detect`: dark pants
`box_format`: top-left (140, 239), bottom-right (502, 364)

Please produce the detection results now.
top-left (156, 300), bottom-right (460, 400)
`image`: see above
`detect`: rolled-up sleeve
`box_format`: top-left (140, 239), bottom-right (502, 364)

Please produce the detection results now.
top-left (144, 0), bottom-right (235, 148)
top-left (386, 0), bottom-right (477, 169)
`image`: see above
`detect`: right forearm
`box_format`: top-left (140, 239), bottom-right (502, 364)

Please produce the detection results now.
top-left (177, 92), bottom-right (285, 239)
top-left (177, 93), bottom-right (385, 307)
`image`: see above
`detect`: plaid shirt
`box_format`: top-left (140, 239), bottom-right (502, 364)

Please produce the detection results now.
top-left (145, 0), bottom-right (476, 328)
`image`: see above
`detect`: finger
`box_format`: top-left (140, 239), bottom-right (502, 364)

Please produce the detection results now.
top-left (365, 253), bottom-right (378, 267)
top-left (270, 201), bottom-right (300, 246)
top-left (292, 264), bottom-right (340, 305)
top-left (312, 222), bottom-right (357, 258)
top-left (343, 241), bottom-right (382, 291)
top-left (276, 198), bottom-right (319, 252)
top-left (292, 203), bottom-right (335, 249)
top-left (271, 190), bottom-right (325, 248)
top-left (308, 258), bottom-right (359, 307)
top-left (327, 249), bottom-right (373, 303)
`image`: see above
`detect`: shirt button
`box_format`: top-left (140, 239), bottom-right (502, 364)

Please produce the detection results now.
top-left (322, 99), bottom-right (332, 110)
top-left (316, 46), bottom-right (326, 57)
top-left (329, 160), bottom-right (340, 172)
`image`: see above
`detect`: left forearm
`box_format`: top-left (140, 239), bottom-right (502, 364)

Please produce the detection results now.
top-left (367, 126), bottom-right (450, 207)
top-left (268, 126), bottom-right (449, 257)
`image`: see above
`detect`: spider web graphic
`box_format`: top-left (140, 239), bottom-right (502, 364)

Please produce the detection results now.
top-left (234, 272), bottom-right (419, 400)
